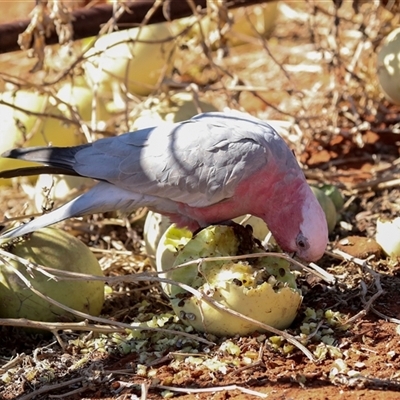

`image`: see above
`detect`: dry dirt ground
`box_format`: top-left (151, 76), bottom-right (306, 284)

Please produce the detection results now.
top-left (1, 1), bottom-right (400, 399)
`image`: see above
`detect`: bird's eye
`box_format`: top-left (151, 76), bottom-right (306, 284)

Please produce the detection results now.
top-left (296, 233), bottom-right (309, 250)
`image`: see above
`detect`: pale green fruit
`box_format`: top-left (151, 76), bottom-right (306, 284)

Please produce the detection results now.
top-left (155, 224), bottom-right (193, 293)
top-left (56, 79), bottom-right (111, 122)
top-left (158, 225), bottom-right (302, 336)
top-left (311, 186), bottom-right (337, 233)
top-left (233, 215), bottom-right (270, 242)
top-left (147, 212), bottom-right (270, 267)
top-left (84, 22), bottom-right (175, 98)
top-left (0, 90), bottom-right (81, 185)
top-left (131, 92), bottom-right (217, 130)
top-left (225, 1), bottom-right (279, 46)
top-left (376, 217), bottom-right (400, 257)
top-left (144, 211), bottom-right (172, 266)
top-left (318, 184), bottom-right (344, 212)
top-left (0, 228), bottom-right (104, 322)
top-left (33, 174), bottom-right (91, 213)
top-left (377, 27), bottom-right (400, 104)
top-left (171, 2), bottom-right (279, 48)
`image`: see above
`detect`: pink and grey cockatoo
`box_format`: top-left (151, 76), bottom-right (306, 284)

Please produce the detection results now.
top-left (0, 111), bottom-right (328, 261)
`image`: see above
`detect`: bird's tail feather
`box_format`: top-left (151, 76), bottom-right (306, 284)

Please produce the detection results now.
top-left (0, 166), bottom-right (80, 179)
top-left (2, 145), bottom-right (88, 171)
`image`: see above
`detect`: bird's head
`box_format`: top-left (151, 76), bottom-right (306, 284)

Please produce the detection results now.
top-left (258, 181), bottom-right (328, 262)
top-left (292, 187), bottom-right (328, 261)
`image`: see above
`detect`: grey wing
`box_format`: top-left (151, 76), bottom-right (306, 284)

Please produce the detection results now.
top-left (73, 114), bottom-right (278, 207)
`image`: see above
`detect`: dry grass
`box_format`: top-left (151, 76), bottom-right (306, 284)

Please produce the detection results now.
top-left (1, 1), bottom-right (400, 399)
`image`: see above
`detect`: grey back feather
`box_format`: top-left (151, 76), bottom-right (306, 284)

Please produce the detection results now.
top-left (2, 112), bottom-right (297, 208)
top-left (72, 113), bottom-right (292, 207)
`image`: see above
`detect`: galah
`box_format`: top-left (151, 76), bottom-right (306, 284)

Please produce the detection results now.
top-left (0, 111), bottom-right (328, 261)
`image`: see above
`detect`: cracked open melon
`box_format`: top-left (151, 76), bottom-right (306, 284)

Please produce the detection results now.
top-left (157, 224), bottom-right (302, 336)
top-left (0, 228), bottom-right (104, 322)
